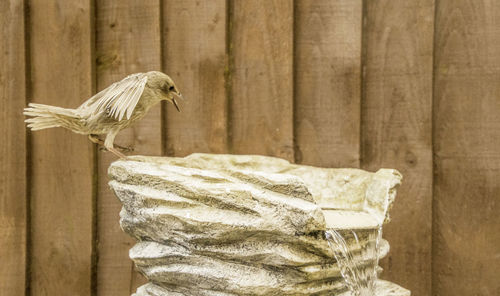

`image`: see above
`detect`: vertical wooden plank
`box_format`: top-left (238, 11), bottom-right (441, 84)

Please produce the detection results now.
top-left (294, 0), bottom-right (362, 168)
top-left (433, 1), bottom-right (500, 295)
top-left (29, 0), bottom-right (94, 295)
top-left (95, 0), bottom-right (162, 294)
top-left (361, 1), bottom-right (434, 295)
top-left (231, 0), bottom-right (294, 161)
top-left (163, 0), bottom-right (228, 156)
top-left (0, 0), bottom-right (27, 294)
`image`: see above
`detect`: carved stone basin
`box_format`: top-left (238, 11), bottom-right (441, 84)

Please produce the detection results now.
top-left (108, 153), bottom-right (410, 295)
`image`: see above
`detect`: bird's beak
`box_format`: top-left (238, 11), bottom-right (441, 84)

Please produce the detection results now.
top-left (172, 98), bottom-right (180, 112)
top-left (171, 91), bottom-right (183, 112)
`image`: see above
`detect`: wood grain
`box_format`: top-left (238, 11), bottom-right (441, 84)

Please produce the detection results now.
top-left (433, 1), bottom-right (500, 295)
top-left (230, 0), bottom-right (294, 161)
top-left (163, 0), bottom-right (228, 156)
top-left (29, 0), bottom-right (95, 295)
top-left (294, 0), bottom-right (362, 168)
top-left (3, 2), bottom-right (500, 294)
top-left (361, 1), bottom-right (434, 295)
top-left (0, 0), bottom-right (27, 295)
top-left (95, 0), bottom-right (162, 294)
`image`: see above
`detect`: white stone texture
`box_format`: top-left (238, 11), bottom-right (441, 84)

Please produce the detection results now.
top-left (108, 153), bottom-right (409, 295)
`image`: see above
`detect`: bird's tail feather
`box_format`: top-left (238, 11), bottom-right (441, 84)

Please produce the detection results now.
top-left (24, 103), bottom-right (79, 131)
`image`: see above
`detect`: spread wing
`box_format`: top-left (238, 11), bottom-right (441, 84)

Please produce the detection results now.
top-left (78, 73), bottom-right (148, 121)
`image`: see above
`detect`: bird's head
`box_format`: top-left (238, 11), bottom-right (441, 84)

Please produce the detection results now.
top-left (147, 71), bottom-right (182, 112)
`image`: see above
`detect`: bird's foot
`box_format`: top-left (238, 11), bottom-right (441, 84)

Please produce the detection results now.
top-left (115, 144), bottom-right (134, 152)
top-left (98, 147), bottom-right (129, 159)
top-left (107, 147), bottom-right (127, 159)
top-left (97, 143), bottom-right (133, 153)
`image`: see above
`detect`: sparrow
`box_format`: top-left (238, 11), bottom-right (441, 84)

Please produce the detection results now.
top-left (24, 71), bottom-right (181, 158)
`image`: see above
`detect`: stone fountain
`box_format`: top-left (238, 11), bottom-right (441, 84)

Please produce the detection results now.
top-left (108, 153), bottom-right (410, 295)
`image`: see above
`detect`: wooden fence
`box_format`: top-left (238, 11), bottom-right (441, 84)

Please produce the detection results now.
top-left (1, 0), bottom-right (499, 295)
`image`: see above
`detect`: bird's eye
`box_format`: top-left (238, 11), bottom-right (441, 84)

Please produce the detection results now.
top-left (168, 86), bottom-right (175, 92)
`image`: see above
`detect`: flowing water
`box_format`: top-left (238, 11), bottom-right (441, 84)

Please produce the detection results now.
top-left (325, 226), bottom-right (382, 296)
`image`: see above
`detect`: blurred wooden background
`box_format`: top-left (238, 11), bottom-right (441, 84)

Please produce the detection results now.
top-left (1, 0), bottom-right (499, 295)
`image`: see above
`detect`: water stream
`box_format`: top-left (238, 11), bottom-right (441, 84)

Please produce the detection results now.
top-left (325, 226), bottom-right (382, 296)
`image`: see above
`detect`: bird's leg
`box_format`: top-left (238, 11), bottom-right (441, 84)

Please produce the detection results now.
top-left (88, 134), bottom-right (133, 152)
top-left (104, 129), bottom-right (127, 159)
top-left (88, 134), bottom-right (109, 152)
top-left (88, 134), bottom-right (104, 146)
top-left (108, 147), bottom-right (127, 159)
top-left (89, 134), bottom-right (114, 152)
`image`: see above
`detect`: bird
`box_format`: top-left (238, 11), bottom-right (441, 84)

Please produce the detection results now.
top-left (24, 71), bottom-right (182, 159)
